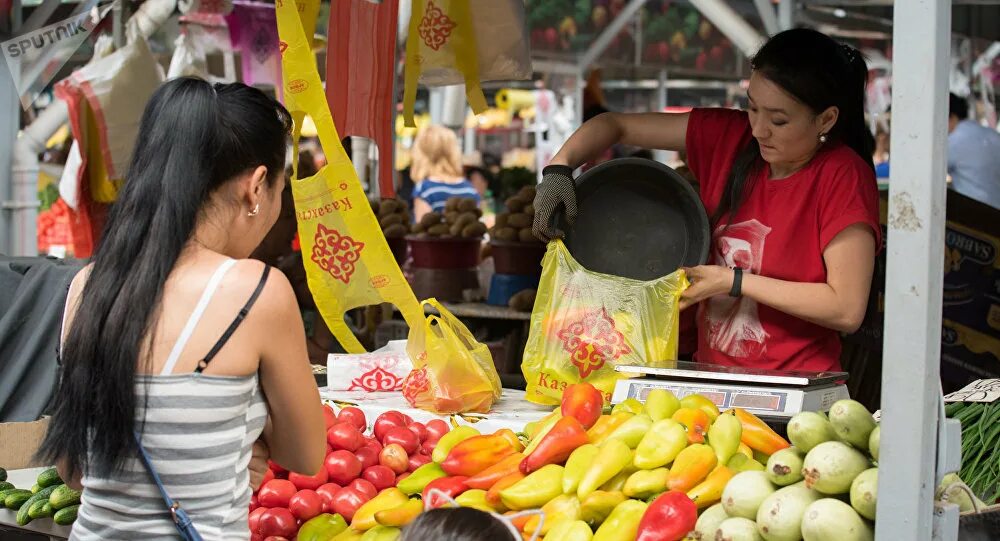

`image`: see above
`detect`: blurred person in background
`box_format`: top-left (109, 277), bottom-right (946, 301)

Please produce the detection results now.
top-left (948, 93), bottom-right (1000, 209)
top-left (411, 125), bottom-right (480, 221)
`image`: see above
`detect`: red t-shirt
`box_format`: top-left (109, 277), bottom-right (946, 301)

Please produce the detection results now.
top-left (684, 108), bottom-right (881, 373)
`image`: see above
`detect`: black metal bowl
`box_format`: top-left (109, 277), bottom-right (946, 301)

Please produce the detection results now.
top-left (555, 158), bottom-right (710, 280)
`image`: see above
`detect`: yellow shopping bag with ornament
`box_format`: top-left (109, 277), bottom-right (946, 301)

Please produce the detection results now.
top-left (277, 0), bottom-right (423, 353)
top-left (402, 0), bottom-right (531, 127)
top-left (522, 241), bottom-right (689, 406)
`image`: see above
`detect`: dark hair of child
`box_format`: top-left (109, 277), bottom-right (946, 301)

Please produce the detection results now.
top-left (401, 507), bottom-right (517, 541)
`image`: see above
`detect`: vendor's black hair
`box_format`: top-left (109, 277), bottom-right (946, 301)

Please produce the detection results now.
top-left (949, 93), bottom-right (969, 120)
top-left (37, 77), bottom-right (291, 478)
top-left (401, 508), bottom-right (516, 541)
top-left (713, 28), bottom-right (874, 226)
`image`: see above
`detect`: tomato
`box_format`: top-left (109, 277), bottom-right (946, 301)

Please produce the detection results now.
top-left (330, 487), bottom-right (368, 522)
top-left (397, 472), bottom-right (410, 483)
top-left (408, 453), bottom-right (431, 473)
top-left (373, 412), bottom-right (407, 442)
top-left (263, 537), bottom-right (290, 541)
top-left (362, 465), bottom-right (396, 491)
top-left (268, 460), bottom-right (287, 476)
top-left (425, 419), bottom-right (450, 443)
top-left (248, 507), bottom-right (267, 532)
top-left (363, 436), bottom-right (383, 453)
top-left (325, 450), bottom-right (363, 485)
top-left (383, 427), bottom-right (420, 455)
top-left (260, 468), bottom-right (276, 489)
top-left (326, 443), bottom-right (334, 455)
top-left (288, 489), bottom-right (324, 522)
top-left (327, 422), bottom-right (364, 452)
top-left (338, 407), bottom-right (367, 431)
top-left (322, 404), bottom-right (338, 430)
top-left (289, 467), bottom-right (329, 491)
top-left (315, 482), bottom-right (342, 513)
top-left (379, 443), bottom-right (409, 475)
top-left (250, 493), bottom-right (260, 512)
top-left (421, 441), bottom-right (437, 456)
top-left (355, 445), bottom-right (380, 471)
top-left (408, 422), bottom-right (429, 442)
top-left (257, 479), bottom-right (296, 508)
top-left (398, 412), bottom-right (414, 426)
top-left (349, 478), bottom-right (378, 499)
top-left (257, 507), bottom-right (297, 538)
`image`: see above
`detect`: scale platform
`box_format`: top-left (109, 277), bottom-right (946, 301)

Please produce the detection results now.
top-left (612, 361), bottom-right (849, 418)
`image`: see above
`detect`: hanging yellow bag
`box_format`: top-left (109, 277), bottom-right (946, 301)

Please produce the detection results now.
top-left (402, 0), bottom-right (532, 127)
top-left (402, 299), bottom-right (502, 414)
top-left (277, 0), bottom-right (423, 353)
top-left (522, 241), bottom-right (689, 406)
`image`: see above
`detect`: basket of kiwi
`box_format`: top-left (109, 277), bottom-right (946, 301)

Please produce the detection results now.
top-left (407, 197), bottom-right (488, 269)
top-left (371, 198), bottom-right (410, 265)
top-left (488, 185), bottom-right (546, 276)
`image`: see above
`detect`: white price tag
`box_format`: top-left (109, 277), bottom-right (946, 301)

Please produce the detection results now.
top-left (943, 379), bottom-right (1000, 403)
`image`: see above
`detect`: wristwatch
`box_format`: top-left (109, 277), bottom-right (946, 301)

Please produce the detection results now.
top-left (729, 267), bottom-right (743, 298)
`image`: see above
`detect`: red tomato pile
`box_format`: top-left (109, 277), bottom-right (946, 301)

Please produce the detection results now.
top-left (249, 405), bottom-right (450, 540)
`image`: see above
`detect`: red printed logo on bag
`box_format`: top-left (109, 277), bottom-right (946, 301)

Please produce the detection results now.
top-left (418, 1), bottom-right (457, 51)
top-left (311, 223), bottom-right (365, 284)
top-left (349, 367), bottom-right (404, 392)
top-left (288, 79), bottom-right (309, 94)
top-left (557, 308), bottom-right (632, 379)
top-left (369, 275), bottom-right (390, 288)
top-left (278, 41), bottom-right (288, 56)
top-left (402, 367), bottom-right (430, 404)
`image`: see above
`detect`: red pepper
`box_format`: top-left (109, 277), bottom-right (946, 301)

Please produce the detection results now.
top-left (441, 435), bottom-right (517, 477)
top-left (561, 383), bottom-right (605, 429)
top-left (466, 452), bottom-right (525, 490)
top-left (520, 417), bottom-right (590, 474)
top-left (636, 491), bottom-right (698, 541)
top-left (422, 476), bottom-right (470, 509)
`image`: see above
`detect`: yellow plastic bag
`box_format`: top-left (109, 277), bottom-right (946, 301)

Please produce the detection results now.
top-left (522, 241), bottom-right (689, 405)
top-left (277, 0), bottom-right (423, 353)
top-left (402, 299), bottom-right (502, 414)
top-left (402, 0), bottom-right (531, 127)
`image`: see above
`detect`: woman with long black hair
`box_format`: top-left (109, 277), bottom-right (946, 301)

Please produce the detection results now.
top-left (38, 77), bottom-right (326, 539)
top-left (533, 29), bottom-right (881, 374)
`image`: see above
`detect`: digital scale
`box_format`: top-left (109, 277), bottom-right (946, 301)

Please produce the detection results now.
top-left (611, 361), bottom-right (850, 419)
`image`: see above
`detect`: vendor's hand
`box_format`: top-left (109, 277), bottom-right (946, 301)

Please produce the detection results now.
top-left (249, 437), bottom-right (270, 491)
top-left (532, 165), bottom-right (579, 242)
top-left (679, 265), bottom-right (736, 311)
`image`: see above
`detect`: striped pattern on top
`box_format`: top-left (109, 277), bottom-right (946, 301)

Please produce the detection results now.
top-left (412, 179), bottom-right (481, 213)
top-left (70, 373), bottom-right (268, 541)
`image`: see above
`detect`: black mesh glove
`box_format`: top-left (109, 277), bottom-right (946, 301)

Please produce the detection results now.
top-left (532, 165), bottom-right (579, 242)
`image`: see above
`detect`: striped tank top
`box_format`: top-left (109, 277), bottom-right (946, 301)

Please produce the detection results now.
top-left (69, 259), bottom-right (270, 540)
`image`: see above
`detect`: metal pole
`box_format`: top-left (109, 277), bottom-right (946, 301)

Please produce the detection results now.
top-left (579, 0), bottom-right (648, 70)
top-left (877, 1), bottom-right (952, 540)
top-left (777, 0), bottom-right (794, 31)
top-left (752, 0), bottom-right (780, 36)
top-left (689, 0), bottom-right (765, 58)
top-left (0, 62), bottom-right (16, 256)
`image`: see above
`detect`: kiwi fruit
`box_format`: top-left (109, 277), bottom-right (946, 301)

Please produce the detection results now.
top-left (454, 212), bottom-right (478, 228)
top-left (518, 228), bottom-right (538, 243)
top-left (495, 212), bottom-right (510, 228)
top-left (378, 199), bottom-right (399, 216)
top-left (523, 204), bottom-right (535, 217)
top-left (411, 223), bottom-right (426, 234)
top-left (493, 227), bottom-right (517, 242)
top-left (505, 197), bottom-right (528, 213)
top-left (369, 199), bottom-right (380, 214)
top-left (444, 211), bottom-right (460, 224)
top-left (379, 213), bottom-right (404, 228)
top-left (420, 211), bottom-right (443, 228)
top-left (427, 224), bottom-right (449, 236)
top-left (450, 222), bottom-right (465, 237)
top-left (508, 289), bottom-right (537, 312)
top-left (518, 186), bottom-right (537, 200)
top-left (457, 198), bottom-right (479, 212)
top-left (445, 198), bottom-right (461, 212)
top-left (507, 213), bottom-right (532, 230)
top-left (462, 222), bottom-right (488, 238)
top-left (383, 223), bottom-right (407, 238)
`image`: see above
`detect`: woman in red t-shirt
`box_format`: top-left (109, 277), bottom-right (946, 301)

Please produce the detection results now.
top-left (532, 29), bottom-right (880, 373)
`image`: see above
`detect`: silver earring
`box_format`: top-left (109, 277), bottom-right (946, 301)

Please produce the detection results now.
top-left (247, 203), bottom-right (260, 217)
top-left (819, 134), bottom-right (828, 144)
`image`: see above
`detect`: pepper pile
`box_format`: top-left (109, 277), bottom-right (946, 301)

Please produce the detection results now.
top-left (304, 384), bottom-right (797, 541)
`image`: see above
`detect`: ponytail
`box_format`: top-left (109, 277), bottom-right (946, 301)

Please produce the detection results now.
top-left (712, 29), bottom-right (874, 226)
top-left (38, 78), bottom-right (291, 478)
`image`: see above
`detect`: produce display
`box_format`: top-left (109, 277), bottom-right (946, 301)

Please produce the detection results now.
top-left (410, 197), bottom-right (488, 239)
top-left (0, 466), bottom-right (80, 528)
top-left (371, 199), bottom-right (410, 239)
top-left (491, 186), bottom-right (541, 244)
top-left (946, 400), bottom-right (1000, 504)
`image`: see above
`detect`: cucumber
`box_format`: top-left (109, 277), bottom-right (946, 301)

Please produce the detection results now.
top-left (54, 504), bottom-right (79, 526)
top-left (49, 484), bottom-right (82, 510)
top-left (36, 468), bottom-right (63, 489)
top-left (16, 485), bottom-right (59, 525)
top-left (5, 489), bottom-right (33, 509)
top-left (0, 488), bottom-right (21, 502)
top-left (0, 482), bottom-right (14, 492)
top-left (27, 499), bottom-right (53, 520)
top-left (0, 467), bottom-right (7, 482)
top-left (30, 484), bottom-right (41, 494)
